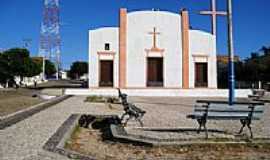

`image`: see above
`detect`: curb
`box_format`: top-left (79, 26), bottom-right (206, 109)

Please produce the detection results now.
top-left (110, 125), bottom-right (270, 146)
top-left (0, 95), bottom-right (72, 130)
top-left (43, 114), bottom-right (270, 159)
top-left (43, 114), bottom-right (96, 160)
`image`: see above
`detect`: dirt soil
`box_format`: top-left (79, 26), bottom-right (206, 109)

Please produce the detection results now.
top-left (0, 88), bottom-right (44, 116)
top-left (65, 126), bottom-right (270, 160)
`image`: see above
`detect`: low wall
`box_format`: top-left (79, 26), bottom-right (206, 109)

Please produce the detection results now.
top-left (65, 88), bottom-right (252, 98)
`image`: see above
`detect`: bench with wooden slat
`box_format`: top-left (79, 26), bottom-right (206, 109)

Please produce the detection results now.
top-left (117, 88), bottom-right (146, 127)
top-left (187, 101), bottom-right (265, 138)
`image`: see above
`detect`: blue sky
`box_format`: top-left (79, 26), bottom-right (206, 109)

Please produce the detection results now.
top-left (1, 0), bottom-right (270, 69)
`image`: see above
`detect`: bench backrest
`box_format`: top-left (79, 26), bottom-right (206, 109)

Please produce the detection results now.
top-left (117, 88), bottom-right (128, 104)
top-left (194, 103), bottom-right (265, 120)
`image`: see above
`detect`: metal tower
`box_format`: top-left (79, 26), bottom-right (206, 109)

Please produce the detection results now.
top-left (39, 0), bottom-right (61, 79)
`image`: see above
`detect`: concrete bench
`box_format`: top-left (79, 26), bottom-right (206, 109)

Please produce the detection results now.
top-left (187, 100), bottom-right (265, 138)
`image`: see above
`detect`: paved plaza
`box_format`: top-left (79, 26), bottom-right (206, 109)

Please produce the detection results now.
top-left (0, 96), bottom-right (269, 160)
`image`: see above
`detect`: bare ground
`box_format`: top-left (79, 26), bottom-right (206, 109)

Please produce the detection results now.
top-left (0, 88), bottom-right (44, 116)
top-left (65, 96), bottom-right (270, 160)
top-left (65, 126), bottom-right (270, 160)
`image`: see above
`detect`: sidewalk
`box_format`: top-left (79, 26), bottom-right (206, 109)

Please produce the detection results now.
top-left (0, 96), bottom-right (118, 160)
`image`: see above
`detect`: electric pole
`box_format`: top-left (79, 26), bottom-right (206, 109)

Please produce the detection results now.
top-left (227, 0), bottom-right (235, 105)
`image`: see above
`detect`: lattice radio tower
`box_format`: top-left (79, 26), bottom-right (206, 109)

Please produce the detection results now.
top-left (39, 0), bottom-right (61, 79)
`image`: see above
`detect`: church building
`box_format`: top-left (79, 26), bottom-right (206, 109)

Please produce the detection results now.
top-left (89, 8), bottom-right (217, 89)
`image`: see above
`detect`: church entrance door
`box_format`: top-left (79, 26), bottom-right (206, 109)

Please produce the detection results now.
top-left (147, 57), bottom-right (163, 87)
top-left (195, 62), bottom-right (208, 87)
top-left (99, 60), bottom-right (113, 87)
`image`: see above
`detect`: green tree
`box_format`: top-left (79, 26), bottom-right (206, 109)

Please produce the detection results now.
top-left (222, 45), bottom-right (270, 89)
top-left (69, 61), bottom-right (88, 79)
top-left (25, 58), bottom-right (43, 77)
top-left (3, 48), bottom-right (30, 80)
top-left (45, 60), bottom-right (56, 77)
top-left (259, 46), bottom-right (270, 81)
top-left (0, 48), bottom-right (43, 87)
top-left (30, 57), bottom-right (43, 77)
top-left (0, 52), bottom-right (12, 86)
top-left (244, 49), bottom-right (269, 82)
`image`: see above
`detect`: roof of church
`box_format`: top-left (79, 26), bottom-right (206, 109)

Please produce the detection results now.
top-left (190, 29), bottom-right (214, 37)
top-left (127, 10), bottom-right (179, 17)
top-left (89, 27), bottom-right (118, 32)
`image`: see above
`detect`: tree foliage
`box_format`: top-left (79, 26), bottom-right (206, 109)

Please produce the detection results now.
top-left (0, 52), bottom-right (12, 85)
top-left (0, 48), bottom-right (43, 87)
top-left (3, 48), bottom-right (30, 78)
top-left (218, 46), bottom-right (270, 88)
top-left (30, 57), bottom-right (43, 77)
top-left (26, 58), bottom-right (42, 77)
top-left (45, 60), bottom-right (56, 77)
top-left (68, 61), bottom-right (88, 79)
top-left (238, 46), bottom-right (270, 82)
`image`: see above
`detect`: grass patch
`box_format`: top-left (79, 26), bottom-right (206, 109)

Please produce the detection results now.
top-left (65, 124), bottom-right (81, 149)
top-left (0, 88), bottom-right (44, 116)
top-left (84, 96), bottom-right (119, 103)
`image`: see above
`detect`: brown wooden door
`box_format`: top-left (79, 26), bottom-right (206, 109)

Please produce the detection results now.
top-left (99, 60), bottom-right (113, 87)
top-left (195, 63), bottom-right (208, 87)
top-left (147, 58), bottom-right (163, 87)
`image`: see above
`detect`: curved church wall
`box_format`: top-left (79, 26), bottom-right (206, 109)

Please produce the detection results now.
top-left (89, 27), bottom-right (119, 88)
top-left (88, 9), bottom-right (218, 89)
top-left (189, 30), bottom-right (217, 88)
top-left (127, 11), bottom-right (183, 88)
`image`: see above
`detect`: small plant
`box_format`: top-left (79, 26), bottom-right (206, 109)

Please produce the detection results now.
top-left (65, 125), bottom-right (80, 148)
top-left (106, 97), bottom-right (119, 103)
top-left (84, 96), bottom-right (105, 103)
top-left (84, 96), bottom-right (119, 103)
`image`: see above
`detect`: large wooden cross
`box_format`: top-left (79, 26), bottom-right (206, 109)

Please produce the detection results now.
top-left (200, 0), bottom-right (227, 36)
top-left (148, 27), bottom-right (160, 48)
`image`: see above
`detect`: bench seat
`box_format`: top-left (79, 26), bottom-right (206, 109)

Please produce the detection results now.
top-left (187, 113), bottom-right (261, 120)
top-left (187, 101), bottom-right (265, 138)
top-left (189, 104), bottom-right (264, 120)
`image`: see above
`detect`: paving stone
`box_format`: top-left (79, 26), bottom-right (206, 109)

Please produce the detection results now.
top-left (0, 96), bottom-right (121, 160)
top-left (0, 96), bottom-right (269, 160)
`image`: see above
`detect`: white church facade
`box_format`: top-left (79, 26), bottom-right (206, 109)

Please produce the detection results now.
top-left (88, 8), bottom-right (217, 89)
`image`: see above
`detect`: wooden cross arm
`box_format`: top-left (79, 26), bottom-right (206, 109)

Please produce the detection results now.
top-left (148, 32), bottom-right (161, 35)
top-left (199, 11), bottom-right (227, 16)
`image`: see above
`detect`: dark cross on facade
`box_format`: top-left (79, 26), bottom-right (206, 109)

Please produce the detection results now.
top-left (200, 0), bottom-right (227, 36)
top-left (148, 27), bottom-right (160, 48)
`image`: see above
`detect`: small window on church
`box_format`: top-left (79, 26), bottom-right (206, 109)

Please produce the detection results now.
top-left (105, 43), bottom-right (110, 50)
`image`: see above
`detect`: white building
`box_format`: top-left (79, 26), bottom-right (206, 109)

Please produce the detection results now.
top-left (14, 73), bottom-right (44, 87)
top-left (80, 73), bottom-right (88, 81)
top-left (60, 71), bottom-right (68, 79)
top-left (89, 8), bottom-right (217, 89)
